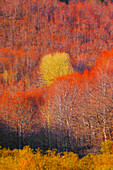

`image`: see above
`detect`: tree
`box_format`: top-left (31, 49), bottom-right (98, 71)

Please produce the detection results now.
top-left (90, 49), bottom-right (113, 142)
top-left (39, 52), bottom-right (74, 86)
top-left (40, 73), bottom-right (82, 152)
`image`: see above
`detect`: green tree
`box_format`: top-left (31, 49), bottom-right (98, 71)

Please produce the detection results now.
top-left (39, 52), bottom-right (74, 86)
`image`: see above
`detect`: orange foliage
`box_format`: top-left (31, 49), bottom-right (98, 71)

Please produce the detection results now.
top-left (0, 0), bottom-right (113, 155)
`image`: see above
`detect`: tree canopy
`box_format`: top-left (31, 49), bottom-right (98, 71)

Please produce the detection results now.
top-left (39, 52), bottom-right (74, 86)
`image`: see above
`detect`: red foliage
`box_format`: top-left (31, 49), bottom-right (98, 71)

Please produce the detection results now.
top-left (0, 0), bottom-right (113, 153)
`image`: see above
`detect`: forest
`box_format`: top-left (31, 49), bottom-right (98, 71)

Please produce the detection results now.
top-left (0, 0), bottom-right (113, 161)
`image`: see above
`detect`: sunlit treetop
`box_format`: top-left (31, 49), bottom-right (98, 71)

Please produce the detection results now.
top-left (39, 52), bottom-right (74, 86)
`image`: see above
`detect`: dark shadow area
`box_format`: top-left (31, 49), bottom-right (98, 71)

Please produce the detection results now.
top-left (0, 121), bottom-right (97, 157)
top-left (72, 60), bottom-right (90, 74)
top-left (59, 0), bottom-right (69, 5)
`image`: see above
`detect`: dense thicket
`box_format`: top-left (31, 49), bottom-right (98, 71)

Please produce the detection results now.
top-left (0, 140), bottom-right (113, 169)
top-left (0, 0), bottom-right (113, 156)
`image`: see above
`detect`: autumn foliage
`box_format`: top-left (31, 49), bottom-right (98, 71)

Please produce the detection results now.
top-left (0, 0), bottom-right (113, 161)
top-left (0, 140), bottom-right (113, 169)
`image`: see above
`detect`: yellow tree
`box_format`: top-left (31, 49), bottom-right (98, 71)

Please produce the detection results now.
top-left (39, 52), bottom-right (74, 86)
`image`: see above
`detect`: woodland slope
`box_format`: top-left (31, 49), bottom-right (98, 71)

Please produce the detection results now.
top-left (0, 0), bottom-right (113, 156)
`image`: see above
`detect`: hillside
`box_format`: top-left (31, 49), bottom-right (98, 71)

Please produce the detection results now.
top-left (0, 0), bottom-right (113, 157)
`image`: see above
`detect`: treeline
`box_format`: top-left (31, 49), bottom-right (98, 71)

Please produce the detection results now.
top-left (0, 140), bottom-right (113, 169)
top-left (0, 0), bottom-right (113, 156)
